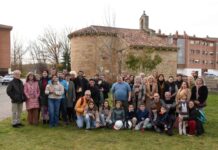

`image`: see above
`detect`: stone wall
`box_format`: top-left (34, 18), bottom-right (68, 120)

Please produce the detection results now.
top-left (122, 48), bottom-right (177, 78)
top-left (70, 35), bottom-right (177, 81)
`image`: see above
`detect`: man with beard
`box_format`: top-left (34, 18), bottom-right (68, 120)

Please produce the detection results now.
top-left (175, 74), bottom-right (183, 89)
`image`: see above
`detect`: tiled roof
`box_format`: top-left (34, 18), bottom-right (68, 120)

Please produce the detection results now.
top-left (0, 24), bottom-right (13, 30)
top-left (68, 25), bottom-right (177, 49)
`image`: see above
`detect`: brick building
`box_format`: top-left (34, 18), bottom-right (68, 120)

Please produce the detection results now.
top-left (174, 32), bottom-right (218, 76)
top-left (0, 24), bottom-right (12, 76)
top-left (68, 11), bottom-right (178, 80)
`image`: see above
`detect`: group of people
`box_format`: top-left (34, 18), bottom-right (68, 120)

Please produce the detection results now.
top-left (6, 69), bottom-right (208, 137)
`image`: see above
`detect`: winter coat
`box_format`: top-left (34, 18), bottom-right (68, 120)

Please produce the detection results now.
top-left (97, 79), bottom-right (110, 99)
top-left (126, 110), bottom-right (137, 120)
top-left (87, 85), bottom-right (101, 106)
top-left (38, 77), bottom-right (49, 106)
top-left (160, 99), bottom-right (176, 115)
top-left (191, 86), bottom-right (208, 108)
top-left (66, 81), bottom-right (76, 108)
top-left (75, 96), bottom-right (93, 116)
top-left (136, 109), bottom-right (149, 122)
top-left (24, 81), bottom-right (40, 110)
top-left (7, 78), bottom-right (25, 103)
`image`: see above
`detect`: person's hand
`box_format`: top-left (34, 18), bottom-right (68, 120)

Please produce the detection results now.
top-left (194, 100), bottom-right (200, 105)
top-left (128, 97), bottom-right (131, 102)
top-left (49, 87), bottom-right (54, 93)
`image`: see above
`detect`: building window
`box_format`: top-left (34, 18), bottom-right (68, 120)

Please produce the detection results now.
top-left (202, 51), bottom-right (205, 55)
top-left (190, 49), bottom-right (195, 54)
top-left (194, 60), bottom-right (200, 64)
top-left (209, 52), bottom-right (214, 55)
top-left (190, 40), bottom-right (194, 45)
top-left (196, 50), bottom-right (200, 54)
top-left (210, 61), bottom-right (214, 64)
top-left (209, 43), bottom-right (214, 47)
top-left (195, 41), bottom-right (200, 45)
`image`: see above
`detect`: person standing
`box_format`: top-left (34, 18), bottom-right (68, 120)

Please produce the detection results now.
top-left (87, 79), bottom-right (101, 109)
top-left (97, 75), bottom-right (110, 105)
top-left (24, 72), bottom-right (40, 125)
top-left (190, 78), bottom-right (208, 111)
top-left (74, 71), bottom-right (89, 100)
top-left (111, 75), bottom-right (131, 114)
top-left (65, 73), bottom-right (76, 123)
top-left (146, 75), bottom-right (158, 110)
top-left (157, 74), bottom-right (169, 100)
top-left (175, 74), bottom-right (183, 89)
top-left (45, 75), bottom-right (64, 127)
top-left (38, 70), bottom-right (50, 124)
top-left (57, 71), bottom-right (68, 124)
top-left (7, 70), bottom-right (25, 128)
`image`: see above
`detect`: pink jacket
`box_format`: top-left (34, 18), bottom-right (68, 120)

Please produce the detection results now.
top-left (24, 81), bottom-right (40, 110)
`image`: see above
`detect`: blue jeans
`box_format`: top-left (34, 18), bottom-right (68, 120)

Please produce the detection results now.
top-left (48, 98), bottom-right (61, 127)
top-left (76, 115), bottom-right (85, 128)
top-left (60, 98), bottom-right (67, 122)
top-left (85, 114), bottom-right (96, 129)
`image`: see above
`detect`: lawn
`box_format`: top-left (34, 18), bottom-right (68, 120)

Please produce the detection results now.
top-left (0, 93), bottom-right (218, 150)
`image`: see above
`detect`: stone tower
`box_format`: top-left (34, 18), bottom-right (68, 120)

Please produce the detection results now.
top-left (139, 11), bottom-right (149, 31)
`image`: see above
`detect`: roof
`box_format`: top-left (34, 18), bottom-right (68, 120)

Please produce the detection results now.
top-left (68, 25), bottom-right (177, 50)
top-left (0, 24), bottom-right (13, 30)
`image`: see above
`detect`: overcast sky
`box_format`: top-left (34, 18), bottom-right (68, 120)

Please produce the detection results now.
top-left (1, 0), bottom-right (218, 41)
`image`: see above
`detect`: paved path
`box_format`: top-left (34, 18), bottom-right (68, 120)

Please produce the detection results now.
top-left (0, 84), bottom-right (12, 121)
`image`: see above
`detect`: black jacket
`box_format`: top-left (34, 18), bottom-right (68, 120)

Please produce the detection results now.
top-left (87, 85), bottom-right (101, 106)
top-left (74, 76), bottom-right (88, 99)
top-left (126, 110), bottom-right (137, 120)
top-left (97, 79), bottom-right (110, 99)
top-left (191, 86), bottom-right (208, 108)
top-left (6, 78), bottom-right (25, 103)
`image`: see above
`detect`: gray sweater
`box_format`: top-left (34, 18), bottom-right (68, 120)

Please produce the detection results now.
top-left (111, 108), bottom-right (125, 123)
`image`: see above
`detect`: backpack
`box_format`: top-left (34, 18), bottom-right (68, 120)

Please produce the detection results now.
top-left (197, 109), bottom-right (206, 124)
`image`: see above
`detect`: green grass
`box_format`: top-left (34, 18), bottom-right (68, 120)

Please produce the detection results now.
top-left (0, 93), bottom-right (218, 150)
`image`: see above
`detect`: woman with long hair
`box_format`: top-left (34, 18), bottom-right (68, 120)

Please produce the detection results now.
top-left (24, 72), bottom-right (40, 125)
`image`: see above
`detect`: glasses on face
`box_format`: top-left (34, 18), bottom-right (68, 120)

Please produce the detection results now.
top-left (85, 94), bottom-right (91, 96)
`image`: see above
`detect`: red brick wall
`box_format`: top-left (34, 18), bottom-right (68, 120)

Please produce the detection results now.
top-left (0, 28), bottom-right (11, 69)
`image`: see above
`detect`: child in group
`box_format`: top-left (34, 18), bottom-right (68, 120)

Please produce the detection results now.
top-left (99, 100), bottom-right (112, 127)
top-left (153, 106), bottom-right (169, 134)
top-left (125, 104), bottom-right (137, 129)
top-left (135, 103), bottom-right (150, 131)
top-left (84, 101), bottom-right (100, 130)
top-left (111, 101), bottom-right (125, 130)
top-left (183, 101), bottom-right (205, 136)
top-left (149, 105), bottom-right (159, 131)
top-left (177, 94), bottom-right (189, 135)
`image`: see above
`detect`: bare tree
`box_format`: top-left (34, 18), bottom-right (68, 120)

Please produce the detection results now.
top-left (59, 27), bottom-right (72, 71)
top-left (28, 41), bottom-right (48, 72)
top-left (39, 28), bottom-right (62, 65)
top-left (95, 8), bottom-right (128, 79)
top-left (11, 37), bottom-right (27, 71)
